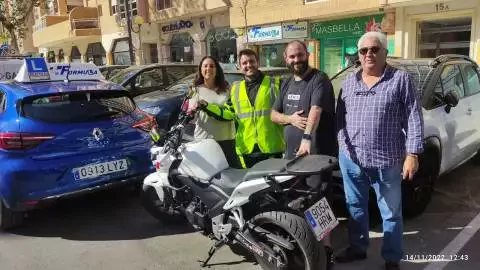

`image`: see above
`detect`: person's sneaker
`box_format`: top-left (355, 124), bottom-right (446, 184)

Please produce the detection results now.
top-left (324, 246), bottom-right (334, 270)
top-left (385, 261), bottom-right (400, 270)
top-left (335, 247), bottom-right (367, 263)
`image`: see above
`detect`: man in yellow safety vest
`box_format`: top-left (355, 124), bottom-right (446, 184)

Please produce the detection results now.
top-left (198, 49), bottom-right (285, 168)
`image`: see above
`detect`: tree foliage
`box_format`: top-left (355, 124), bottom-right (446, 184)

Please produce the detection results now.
top-left (0, 0), bottom-right (40, 53)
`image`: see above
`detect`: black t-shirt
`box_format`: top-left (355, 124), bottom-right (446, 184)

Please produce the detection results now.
top-left (272, 69), bottom-right (336, 159)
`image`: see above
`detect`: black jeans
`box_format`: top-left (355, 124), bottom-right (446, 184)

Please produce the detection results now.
top-left (217, 140), bottom-right (243, 169)
top-left (240, 145), bottom-right (283, 169)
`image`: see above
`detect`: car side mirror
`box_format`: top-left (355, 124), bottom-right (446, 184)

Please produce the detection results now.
top-left (444, 91), bottom-right (459, 113)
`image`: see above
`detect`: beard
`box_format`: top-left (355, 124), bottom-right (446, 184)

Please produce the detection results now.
top-left (287, 61), bottom-right (309, 76)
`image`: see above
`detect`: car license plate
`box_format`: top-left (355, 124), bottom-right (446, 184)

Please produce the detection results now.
top-left (304, 197), bottom-right (339, 241)
top-left (73, 159), bottom-right (128, 180)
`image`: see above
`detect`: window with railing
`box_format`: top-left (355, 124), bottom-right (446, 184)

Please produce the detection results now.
top-left (71, 18), bottom-right (99, 29)
top-left (157, 0), bottom-right (172, 10)
top-left (111, 0), bottom-right (137, 19)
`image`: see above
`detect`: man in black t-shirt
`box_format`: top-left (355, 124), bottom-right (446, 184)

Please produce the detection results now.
top-left (271, 41), bottom-right (336, 159)
top-left (271, 40), bottom-right (336, 270)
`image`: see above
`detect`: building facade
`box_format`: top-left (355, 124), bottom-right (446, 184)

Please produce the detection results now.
top-left (32, 0), bottom-right (237, 66)
top-left (150, 0), bottom-right (236, 64)
top-left (228, 0), bottom-right (480, 75)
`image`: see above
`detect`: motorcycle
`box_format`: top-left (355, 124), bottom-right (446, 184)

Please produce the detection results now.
top-left (142, 99), bottom-right (340, 269)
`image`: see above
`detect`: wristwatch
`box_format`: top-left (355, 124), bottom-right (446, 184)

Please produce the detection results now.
top-left (302, 134), bottom-right (312, 141)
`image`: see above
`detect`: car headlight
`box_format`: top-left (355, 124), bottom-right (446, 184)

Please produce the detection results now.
top-left (142, 106), bottom-right (163, 115)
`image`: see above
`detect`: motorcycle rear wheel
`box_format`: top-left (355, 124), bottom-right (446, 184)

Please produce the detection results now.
top-left (249, 211), bottom-right (325, 270)
top-left (141, 185), bottom-right (185, 223)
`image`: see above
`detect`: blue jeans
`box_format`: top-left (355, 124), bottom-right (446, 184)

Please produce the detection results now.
top-left (339, 151), bottom-right (403, 262)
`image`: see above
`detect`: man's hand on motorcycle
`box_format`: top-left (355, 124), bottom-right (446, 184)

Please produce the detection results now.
top-left (289, 111), bottom-right (307, 130)
top-left (296, 139), bottom-right (311, 156)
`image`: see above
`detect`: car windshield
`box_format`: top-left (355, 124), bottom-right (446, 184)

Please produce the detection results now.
top-left (330, 59), bottom-right (434, 98)
top-left (109, 66), bottom-right (142, 85)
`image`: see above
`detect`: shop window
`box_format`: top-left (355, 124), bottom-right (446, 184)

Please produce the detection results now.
top-left (260, 44), bottom-right (286, 68)
top-left (71, 46), bottom-right (82, 63)
top-left (207, 28), bottom-right (237, 64)
top-left (113, 38), bottom-right (133, 65)
top-left (150, 44), bottom-right (158, 64)
top-left (111, 0), bottom-right (137, 19)
top-left (157, 0), bottom-right (172, 10)
top-left (170, 33), bottom-right (194, 63)
top-left (58, 49), bottom-right (65, 63)
top-left (47, 51), bottom-right (56, 63)
top-left (417, 17), bottom-right (472, 58)
top-left (87, 42), bottom-right (106, 66)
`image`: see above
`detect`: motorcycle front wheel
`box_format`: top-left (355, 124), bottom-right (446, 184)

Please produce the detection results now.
top-left (249, 211), bottom-right (325, 270)
top-left (141, 185), bottom-right (186, 223)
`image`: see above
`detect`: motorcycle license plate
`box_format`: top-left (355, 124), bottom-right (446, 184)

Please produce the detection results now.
top-left (73, 159), bottom-right (128, 180)
top-left (304, 197), bottom-right (339, 241)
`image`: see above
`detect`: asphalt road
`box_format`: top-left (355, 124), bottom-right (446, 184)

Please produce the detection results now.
top-left (1, 159), bottom-right (479, 270)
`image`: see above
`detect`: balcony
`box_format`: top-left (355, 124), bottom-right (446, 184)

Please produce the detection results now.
top-left (33, 7), bottom-right (101, 48)
top-left (151, 0), bottom-right (229, 22)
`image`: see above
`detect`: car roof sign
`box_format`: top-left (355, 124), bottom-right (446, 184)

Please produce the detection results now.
top-left (14, 58), bottom-right (104, 83)
top-left (24, 58), bottom-right (50, 81)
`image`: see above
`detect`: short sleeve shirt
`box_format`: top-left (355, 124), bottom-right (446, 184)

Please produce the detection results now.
top-left (273, 69), bottom-right (336, 159)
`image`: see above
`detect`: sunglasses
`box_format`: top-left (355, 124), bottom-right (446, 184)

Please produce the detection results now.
top-left (359, 46), bottom-right (381, 55)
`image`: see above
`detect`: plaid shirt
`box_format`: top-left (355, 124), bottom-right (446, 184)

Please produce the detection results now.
top-left (336, 65), bottom-right (424, 169)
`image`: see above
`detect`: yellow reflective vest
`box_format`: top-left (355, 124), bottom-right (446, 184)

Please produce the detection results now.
top-left (230, 75), bottom-right (285, 155)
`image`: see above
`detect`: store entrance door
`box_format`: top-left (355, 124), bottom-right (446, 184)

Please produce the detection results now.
top-left (321, 37), bottom-right (359, 78)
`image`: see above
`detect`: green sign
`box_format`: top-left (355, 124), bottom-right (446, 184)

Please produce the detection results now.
top-left (311, 14), bottom-right (385, 39)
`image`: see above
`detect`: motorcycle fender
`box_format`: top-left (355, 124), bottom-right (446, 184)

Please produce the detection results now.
top-left (143, 172), bottom-right (170, 201)
top-left (223, 175), bottom-right (294, 210)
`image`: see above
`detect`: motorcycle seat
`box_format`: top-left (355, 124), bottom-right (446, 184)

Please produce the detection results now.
top-left (212, 159), bottom-right (289, 195)
top-left (213, 168), bottom-right (248, 195)
top-left (242, 158), bottom-right (289, 181)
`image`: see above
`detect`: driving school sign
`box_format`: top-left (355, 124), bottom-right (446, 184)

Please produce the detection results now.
top-left (247, 25), bottom-right (282, 42)
top-left (161, 20), bottom-right (194, 34)
top-left (282, 21), bottom-right (308, 39)
top-left (310, 14), bottom-right (385, 39)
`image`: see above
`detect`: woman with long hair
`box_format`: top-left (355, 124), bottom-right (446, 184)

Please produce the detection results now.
top-left (188, 56), bottom-right (239, 168)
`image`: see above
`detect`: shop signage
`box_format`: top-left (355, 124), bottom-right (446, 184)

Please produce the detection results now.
top-left (282, 21), bottom-right (308, 39)
top-left (161, 20), bottom-right (194, 34)
top-left (247, 25), bottom-right (282, 42)
top-left (310, 14), bottom-right (385, 39)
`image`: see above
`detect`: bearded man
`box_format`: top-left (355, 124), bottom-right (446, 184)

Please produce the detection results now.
top-left (271, 40), bottom-right (337, 269)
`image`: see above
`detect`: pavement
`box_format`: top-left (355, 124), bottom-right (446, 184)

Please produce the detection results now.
top-left (0, 159), bottom-right (479, 270)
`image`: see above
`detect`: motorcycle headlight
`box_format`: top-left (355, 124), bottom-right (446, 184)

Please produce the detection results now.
top-left (142, 106), bottom-right (162, 115)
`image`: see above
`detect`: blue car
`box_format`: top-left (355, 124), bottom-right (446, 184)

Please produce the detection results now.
top-left (0, 59), bottom-right (155, 229)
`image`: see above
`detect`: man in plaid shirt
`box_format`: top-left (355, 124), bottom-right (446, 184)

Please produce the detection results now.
top-left (335, 32), bottom-right (424, 270)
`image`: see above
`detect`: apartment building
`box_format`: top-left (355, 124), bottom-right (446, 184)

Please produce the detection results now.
top-left (228, 0), bottom-right (480, 74)
top-left (32, 0), bottom-right (236, 65)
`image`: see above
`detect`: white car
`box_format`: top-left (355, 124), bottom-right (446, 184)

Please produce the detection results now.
top-left (331, 54), bottom-right (480, 217)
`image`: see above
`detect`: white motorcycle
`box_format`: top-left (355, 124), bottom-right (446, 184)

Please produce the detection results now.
top-left (142, 100), bottom-right (339, 269)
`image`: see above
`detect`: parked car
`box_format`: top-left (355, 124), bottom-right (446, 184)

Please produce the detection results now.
top-left (134, 67), bottom-right (290, 131)
top-left (0, 59), bottom-right (156, 229)
top-left (108, 63), bottom-right (197, 97)
top-left (99, 65), bottom-right (129, 80)
top-left (330, 54), bottom-right (480, 218)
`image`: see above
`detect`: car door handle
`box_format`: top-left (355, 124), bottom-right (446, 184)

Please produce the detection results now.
top-left (466, 108), bottom-right (472, 115)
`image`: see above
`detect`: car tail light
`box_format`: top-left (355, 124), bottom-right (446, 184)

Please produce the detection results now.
top-left (0, 132), bottom-right (55, 150)
top-left (132, 110), bottom-right (158, 132)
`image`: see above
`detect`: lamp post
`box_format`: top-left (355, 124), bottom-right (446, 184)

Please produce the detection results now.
top-left (123, 0), bottom-right (135, 65)
top-left (131, 15), bottom-right (144, 65)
